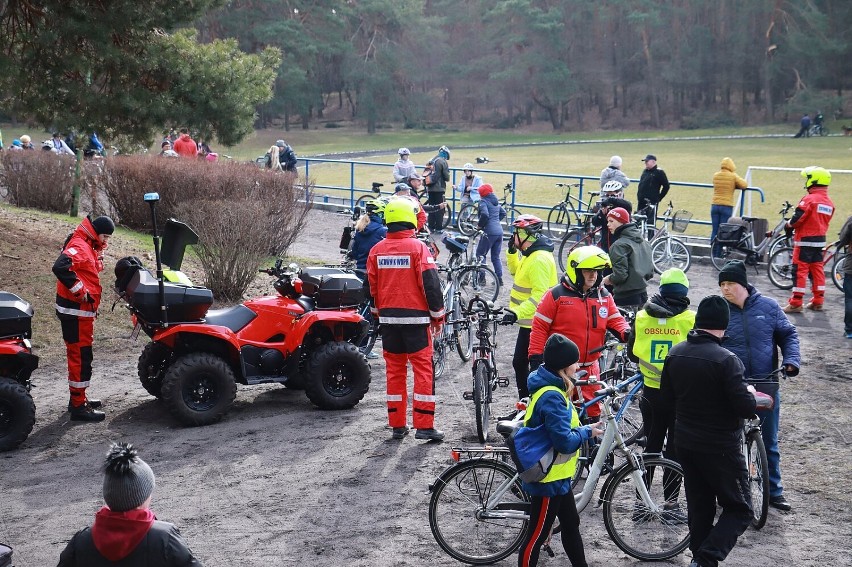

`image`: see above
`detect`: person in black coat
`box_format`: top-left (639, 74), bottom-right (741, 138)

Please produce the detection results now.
top-left (637, 154), bottom-right (670, 233)
top-left (659, 296), bottom-right (757, 567)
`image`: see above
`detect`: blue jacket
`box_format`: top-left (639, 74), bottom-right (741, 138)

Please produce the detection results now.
top-left (522, 365), bottom-right (592, 497)
top-left (724, 285), bottom-right (800, 395)
top-left (351, 215), bottom-right (387, 270)
top-left (477, 193), bottom-right (505, 236)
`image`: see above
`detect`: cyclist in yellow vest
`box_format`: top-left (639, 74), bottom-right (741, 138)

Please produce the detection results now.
top-left (501, 215), bottom-right (558, 405)
top-left (628, 268), bottom-right (695, 523)
top-left (517, 333), bottom-right (604, 567)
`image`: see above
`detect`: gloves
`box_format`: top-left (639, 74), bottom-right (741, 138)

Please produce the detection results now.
top-left (507, 239), bottom-right (517, 254)
top-left (501, 311), bottom-right (518, 325)
top-left (528, 354), bottom-right (543, 370)
top-left (431, 317), bottom-right (444, 337)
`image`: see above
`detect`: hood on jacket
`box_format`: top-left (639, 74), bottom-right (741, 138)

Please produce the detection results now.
top-left (73, 217), bottom-right (106, 251)
top-left (523, 235), bottom-right (555, 256)
top-left (613, 222), bottom-right (644, 243)
top-left (720, 157), bottom-right (736, 172)
top-left (527, 364), bottom-right (566, 396)
top-left (91, 506), bottom-right (155, 561)
top-left (480, 192), bottom-right (499, 206)
top-left (645, 293), bottom-right (690, 318)
top-left (179, 133), bottom-right (192, 141)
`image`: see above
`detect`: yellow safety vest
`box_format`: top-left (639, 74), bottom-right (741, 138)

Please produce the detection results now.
top-left (633, 309), bottom-right (695, 388)
top-left (507, 248), bottom-right (558, 328)
top-left (524, 385), bottom-right (580, 483)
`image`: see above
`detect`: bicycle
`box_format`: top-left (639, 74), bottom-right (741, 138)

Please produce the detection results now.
top-left (433, 266), bottom-right (475, 372)
top-left (711, 200), bottom-right (794, 271)
top-left (457, 183), bottom-right (523, 237)
top-left (648, 202), bottom-right (692, 274)
top-left (440, 235), bottom-right (501, 303)
top-left (767, 240), bottom-right (847, 291)
top-left (416, 187), bottom-right (453, 231)
top-left (556, 222), bottom-right (602, 273)
top-left (458, 296), bottom-right (510, 442)
top-left (442, 232), bottom-right (484, 271)
top-left (428, 376), bottom-right (689, 564)
top-left (808, 123), bottom-right (829, 137)
top-left (354, 181), bottom-right (385, 209)
top-left (546, 182), bottom-right (599, 240)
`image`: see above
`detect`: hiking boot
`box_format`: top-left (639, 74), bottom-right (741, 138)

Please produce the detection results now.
top-left (782, 303), bottom-right (803, 314)
top-left (69, 404), bottom-right (106, 422)
top-left (415, 428), bottom-right (445, 442)
top-left (68, 399), bottom-right (102, 411)
top-left (661, 503), bottom-right (688, 525)
top-left (769, 494), bottom-right (792, 511)
top-left (391, 426), bottom-right (410, 440)
top-left (805, 302), bottom-right (823, 311)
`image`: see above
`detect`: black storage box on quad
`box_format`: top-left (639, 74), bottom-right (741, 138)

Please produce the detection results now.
top-left (299, 267), bottom-right (364, 308)
top-left (123, 269), bottom-right (213, 323)
top-left (0, 292), bottom-right (34, 339)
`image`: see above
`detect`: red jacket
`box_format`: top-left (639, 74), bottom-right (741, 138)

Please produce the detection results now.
top-left (788, 186), bottom-right (834, 246)
top-left (529, 278), bottom-right (629, 363)
top-left (172, 133), bottom-right (197, 159)
top-left (53, 217), bottom-right (106, 318)
top-left (367, 228), bottom-right (444, 325)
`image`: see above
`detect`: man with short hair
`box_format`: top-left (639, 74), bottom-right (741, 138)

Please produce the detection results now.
top-left (636, 154), bottom-right (670, 226)
top-left (719, 259), bottom-right (800, 511)
top-left (660, 296), bottom-right (757, 567)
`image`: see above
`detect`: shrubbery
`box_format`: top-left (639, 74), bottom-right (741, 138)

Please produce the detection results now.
top-left (0, 152), bottom-right (75, 213)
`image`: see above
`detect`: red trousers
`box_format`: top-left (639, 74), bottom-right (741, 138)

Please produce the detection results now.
top-left (576, 360), bottom-right (602, 419)
top-left (58, 314), bottom-right (95, 407)
top-left (381, 324), bottom-right (436, 430)
top-left (789, 246), bottom-right (826, 307)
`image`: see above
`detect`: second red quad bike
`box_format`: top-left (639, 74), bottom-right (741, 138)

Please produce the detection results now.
top-left (115, 192), bottom-right (372, 427)
top-left (0, 292), bottom-right (39, 451)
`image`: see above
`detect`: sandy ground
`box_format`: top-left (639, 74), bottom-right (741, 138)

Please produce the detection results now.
top-left (1, 207), bottom-right (850, 567)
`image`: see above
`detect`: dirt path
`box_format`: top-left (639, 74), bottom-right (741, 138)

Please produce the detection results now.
top-left (1, 208), bottom-right (850, 566)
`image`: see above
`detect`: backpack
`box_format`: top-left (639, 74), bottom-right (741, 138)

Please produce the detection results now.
top-left (505, 385), bottom-right (571, 483)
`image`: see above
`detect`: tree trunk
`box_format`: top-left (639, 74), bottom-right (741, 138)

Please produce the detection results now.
top-left (640, 28), bottom-right (661, 127)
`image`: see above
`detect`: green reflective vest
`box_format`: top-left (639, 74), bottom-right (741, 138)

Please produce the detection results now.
top-left (524, 385), bottom-right (580, 483)
top-left (633, 309), bottom-right (696, 388)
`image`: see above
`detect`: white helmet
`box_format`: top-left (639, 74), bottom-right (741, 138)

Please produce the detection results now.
top-left (462, 162), bottom-right (474, 171)
top-left (398, 147), bottom-right (410, 156)
top-left (602, 180), bottom-right (624, 194)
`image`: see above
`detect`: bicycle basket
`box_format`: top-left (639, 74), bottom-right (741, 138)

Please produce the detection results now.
top-left (717, 222), bottom-right (746, 244)
top-left (442, 235), bottom-right (467, 255)
top-left (671, 210), bottom-right (692, 233)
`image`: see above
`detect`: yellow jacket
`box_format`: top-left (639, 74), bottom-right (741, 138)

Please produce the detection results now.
top-left (507, 239), bottom-right (558, 328)
top-left (711, 157), bottom-right (748, 207)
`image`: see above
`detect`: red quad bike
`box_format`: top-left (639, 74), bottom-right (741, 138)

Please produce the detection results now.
top-left (0, 292), bottom-right (39, 452)
top-left (114, 192), bottom-right (372, 427)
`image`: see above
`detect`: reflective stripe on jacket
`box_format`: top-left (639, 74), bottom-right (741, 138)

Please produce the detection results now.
top-left (789, 186), bottom-right (834, 246)
top-left (53, 217), bottom-right (105, 318)
top-left (632, 309), bottom-right (695, 388)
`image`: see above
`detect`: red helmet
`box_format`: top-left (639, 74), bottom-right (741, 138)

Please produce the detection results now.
top-left (511, 215), bottom-right (544, 233)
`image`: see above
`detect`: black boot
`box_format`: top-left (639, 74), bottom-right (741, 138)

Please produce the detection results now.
top-left (70, 404), bottom-right (106, 422)
top-left (68, 399), bottom-right (102, 411)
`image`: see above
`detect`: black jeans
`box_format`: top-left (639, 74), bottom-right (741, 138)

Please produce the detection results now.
top-left (679, 446), bottom-right (752, 567)
top-left (427, 191), bottom-right (445, 230)
top-left (517, 492), bottom-right (587, 567)
top-left (512, 327), bottom-right (532, 399)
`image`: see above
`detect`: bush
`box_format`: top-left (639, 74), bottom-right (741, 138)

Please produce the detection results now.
top-left (85, 155), bottom-right (311, 301)
top-left (0, 152), bottom-right (75, 213)
top-left (680, 111), bottom-right (738, 130)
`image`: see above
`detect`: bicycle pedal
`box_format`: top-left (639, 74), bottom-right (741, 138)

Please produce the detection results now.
top-left (497, 378), bottom-right (509, 387)
top-left (463, 391), bottom-right (475, 401)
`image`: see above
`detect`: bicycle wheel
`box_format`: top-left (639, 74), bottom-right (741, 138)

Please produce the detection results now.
top-left (354, 193), bottom-right (377, 209)
top-left (832, 254), bottom-right (846, 292)
top-left (602, 456), bottom-right (690, 561)
top-left (432, 334), bottom-right (447, 380)
top-left (767, 234), bottom-right (791, 258)
top-left (557, 228), bottom-right (596, 272)
top-left (457, 203), bottom-right (479, 236)
top-left (546, 204), bottom-right (570, 239)
top-left (746, 429), bottom-right (770, 530)
top-left (428, 459), bottom-right (529, 565)
top-left (454, 301), bottom-right (473, 362)
top-left (420, 193), bottom-right (452, 230)
top-left (650, 237), bottom-right (691, 274)
top-left (357, 308), bottom-right (378, 356)
top-left (767, 246), bottom-right (794, 290)
top-left (457, 264), bottom-right (500, 303)
top-left (710, 238), bottom-right (733, 270)
top-left (472, 360), bottom-right (491, 443)
top-left (501, 207), bottom-right (523, 234)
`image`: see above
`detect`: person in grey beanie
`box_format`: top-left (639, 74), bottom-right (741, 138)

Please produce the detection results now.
top-left (58, 442), bottom-right (203, 566)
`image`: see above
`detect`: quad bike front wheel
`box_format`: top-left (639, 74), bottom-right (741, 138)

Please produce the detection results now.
top-left (304, 341), bottom-right (371, 410)
top-left (0, 377), bottom-right (36, 452)
top-left (161, 352), bottom-right (237, 426)
top-left (137, 342), bottom-right (172, 398)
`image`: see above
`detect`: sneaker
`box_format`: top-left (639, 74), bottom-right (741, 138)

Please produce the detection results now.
top-left (67, 399), bottom-right (102, 411)
top-left (391, 426), bottom-right (410, 440)
top-left (661, 503), bottom-right (688, 525)
top-left (769, 494), bottom-right (792, 511)
top-left (415, 428), bottom-right (445, 441)
top-left (782, 303), bottom-right (803, 314)
top-left (805, 302), bottom-right (823, 311)
top-left (69, 404), bottom-right (106, 422)
top-left (365, 351), bottom-right (379, 360)
top-left (845, 332), bottom-right (852, 339)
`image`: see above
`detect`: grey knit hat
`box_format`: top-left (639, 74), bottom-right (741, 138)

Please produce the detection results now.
top-left (102, 443), bottom-right (156, 512)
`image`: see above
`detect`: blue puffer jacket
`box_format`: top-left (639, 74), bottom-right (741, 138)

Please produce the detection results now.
top-left (724, 285), bottom-right (800, 395)
top-left (522, 366), bottom-right (593, 497)
top-left (477, 192), bottom-right (505, 236)
top-left (351, 215), bottom-right (387, 270)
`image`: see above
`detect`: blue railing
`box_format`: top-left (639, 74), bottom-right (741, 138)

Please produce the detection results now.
top-left (301, 158), bottom-right (765, 237)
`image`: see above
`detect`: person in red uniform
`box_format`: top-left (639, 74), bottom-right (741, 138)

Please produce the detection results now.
top-left (53, 215), bottom-right (115, 422)
top-left (367, 197), bottom-right (445, 441)
top-left (783, 166), bottom-right (835, 313)
top-left (529, 246), bottom-right (629, 419)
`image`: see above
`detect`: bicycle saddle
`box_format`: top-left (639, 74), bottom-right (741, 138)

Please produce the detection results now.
top-left (741, 216), bottom-right (758, 222)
